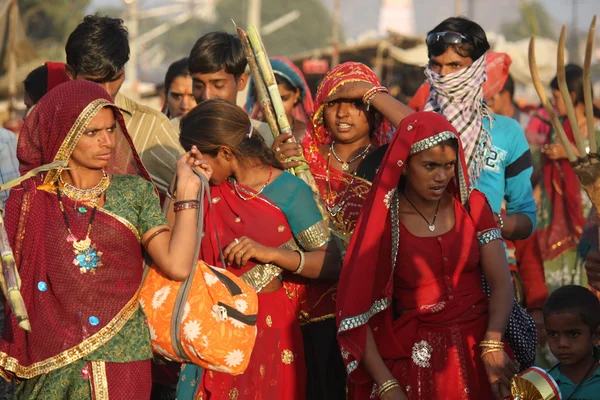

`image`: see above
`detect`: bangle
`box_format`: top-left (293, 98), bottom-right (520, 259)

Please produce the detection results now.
top-left (377, 379), bottom-right (400, 397)
top-left (479, 340), bottom-right (504, 348)
top-left (379, 383), bottom-right (400, 398)
top-left (480, 348), bottom-right (504, 359)
top-left (174, 199), bottom-right (199, 205)
top-left (496, 213), bottom-right (504, 230)
top-left (292, 249), bottom-right (305, 275)
top-left (362, 86), bottom-right (389, 111)
top-left (143, 227), bottom-right (170, 248)
top-left (174, 201), bottom-right (200, 212)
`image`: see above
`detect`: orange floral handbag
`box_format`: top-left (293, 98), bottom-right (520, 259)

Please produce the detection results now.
top-left (139, 174), bottom-right (258, 375)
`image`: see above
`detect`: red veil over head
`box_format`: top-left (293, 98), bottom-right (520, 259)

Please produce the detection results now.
top-left (335, 112), bottom-right (476, 380)
top-left (0, 80), bottom-right (151, 380)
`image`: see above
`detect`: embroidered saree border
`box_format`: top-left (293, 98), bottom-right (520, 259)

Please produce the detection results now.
top-left (91, 361), bottom-right (109, 400)
top-left (0, 292), bottom-right (140, 379)
top-left (296, 219), bottom-right (331, 251)
top-left (240, 238), bottom-right (298, 292)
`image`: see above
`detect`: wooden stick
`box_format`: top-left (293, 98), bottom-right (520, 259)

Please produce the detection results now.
top-left (583, 16), bottom-right (597, 155)
top-left (528, 36), bottom-right (578, 162)
top-left (557, 25), bottom-right (588, 157)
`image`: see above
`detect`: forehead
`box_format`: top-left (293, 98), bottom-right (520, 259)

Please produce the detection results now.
top-left (191, 69), bottom-right (235, 83)
top-left (414, 142), bottom-right (457, 159)
top-left (169, 76), bottom-right (192, 89)
top-left (545, 311), bottom-right (588, 329)
top-left (86, 107), bottom-right (116, 128)
top-left (429, 47), bottom-right (472, 64)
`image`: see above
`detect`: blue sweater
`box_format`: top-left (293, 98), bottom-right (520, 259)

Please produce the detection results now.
top-left (475, 115), bottom-right (537, 234)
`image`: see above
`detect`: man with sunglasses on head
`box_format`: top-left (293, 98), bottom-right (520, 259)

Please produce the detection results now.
top-left (425, 17), bottom-right (536, 242)
top-left (425, 17), bottom-right (537, 400)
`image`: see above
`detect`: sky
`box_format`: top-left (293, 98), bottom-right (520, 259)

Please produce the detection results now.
top-left (90, 0), bottom-right (600, 41)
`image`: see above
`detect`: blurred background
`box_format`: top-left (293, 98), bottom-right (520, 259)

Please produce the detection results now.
top-left (0, 0), bottom-right (599, 126)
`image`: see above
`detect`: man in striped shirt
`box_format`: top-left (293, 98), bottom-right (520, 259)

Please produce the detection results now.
top-left (65, 15), bottom-right (182, 194)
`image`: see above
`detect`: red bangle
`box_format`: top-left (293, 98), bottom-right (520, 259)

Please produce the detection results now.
top-left (362, 86), bottom-right (389, 110)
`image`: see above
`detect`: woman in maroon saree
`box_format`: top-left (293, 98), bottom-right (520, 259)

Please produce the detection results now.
top-left (336, 112), bottom-right (517, 399)
top-left (0, 80), bottom-right (208, 399)
top-left (177, 99), bottom-right (340, 399)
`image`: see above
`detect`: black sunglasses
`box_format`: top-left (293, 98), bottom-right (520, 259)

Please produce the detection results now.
top-left (426, 31), bottom-right (469, 46)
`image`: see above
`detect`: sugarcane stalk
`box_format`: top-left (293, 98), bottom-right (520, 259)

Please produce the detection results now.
top-left (247, 25), bottom-right (294, 138)
top-left (557, 25), bottom-right (587, 157)
top-left (0, 212), bottom-right (30, 332)
top-left (234, 23), bottom-right (280, 141)
top-left (583, 16), bottom-right (597, 155)
top-left (242, 24), bottom-right (331, 221)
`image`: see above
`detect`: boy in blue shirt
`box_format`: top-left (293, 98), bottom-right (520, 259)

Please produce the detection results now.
top-left (544, 285), bottom-right (600, 399)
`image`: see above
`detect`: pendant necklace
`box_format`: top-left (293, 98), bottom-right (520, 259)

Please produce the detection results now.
top-left (402, 192), bottom-right (441, 232)
top-left (57, 188), bottom-right (104, 274)
top-left (330, 141), bottom-right (372, 171)
top-left (232, 166), bottom-right (273, 201)
top-left (325, 146), bottom-right (370, 217)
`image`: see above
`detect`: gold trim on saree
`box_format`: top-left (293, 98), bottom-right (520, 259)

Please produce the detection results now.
top-left (43, 99), bottom-right (113, 185)
top-left (91, 361), bottom-right (109, 400)
top-left (0, 293), bottom-right (140, 379)
top-left (296, 219), bottom-right (331, 251)
top-left (240, 238), bottom-right (298, 292)
top-left (36, 185), bottom-right (141, 243)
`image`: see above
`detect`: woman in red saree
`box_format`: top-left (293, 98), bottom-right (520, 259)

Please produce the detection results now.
top-left (0, 80), bottom-right (208, 399)
top-left (336, 112), bottom-right (517, 400)
top-left (302, 61), bottom-right (413, 399)
top-left (177, 98), bottom-right (340, 399)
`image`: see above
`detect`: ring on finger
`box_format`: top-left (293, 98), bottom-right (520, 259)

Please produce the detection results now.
top-left (238, 250), bottom-right (245, 257)
top-left (275, 146), bottom-right (281, 153)
top-left (235, 238), bottom-right (240, 244)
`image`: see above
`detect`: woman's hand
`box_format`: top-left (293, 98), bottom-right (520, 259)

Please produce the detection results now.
top-left (272, 133), bottom-right (303, 169)
top-left (482, 351), bottom-right (519, 399)
top-left (175, 146), bottom-right (212, 193)
top-left (324, 81), bottom-right (374, 104)
top-left (380, 387), bottom-right (408, 400)
top-left (223, 236), bottom-right (275, 267)
top-left (542, 143), bottom-right (567, 160)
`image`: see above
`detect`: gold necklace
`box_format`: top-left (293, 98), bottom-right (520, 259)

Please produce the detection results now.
top-left (58, 171), bottom-right (110, 207)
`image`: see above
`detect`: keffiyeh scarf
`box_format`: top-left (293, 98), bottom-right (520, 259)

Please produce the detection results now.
top-left (424, 53), bottom-right (492, 186)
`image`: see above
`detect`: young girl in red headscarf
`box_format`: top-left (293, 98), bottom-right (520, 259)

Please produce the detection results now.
top-left (336, 112), bottom-right (517, 400)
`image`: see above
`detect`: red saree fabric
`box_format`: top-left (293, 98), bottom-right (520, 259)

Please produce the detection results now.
top-left (336, 112), bottom-right (500, 399)
top-left (45, 62), bottom-right (70, 92)
top-left (302, 61), bottom-right (393, 321)
top-left (0, 81), bottom-right (152, 380)
top-left (537, 117), bottom-right (585, 260)
top-left (196, 181), bottom-right (305, 399)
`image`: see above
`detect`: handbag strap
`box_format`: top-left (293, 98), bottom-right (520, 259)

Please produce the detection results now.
top-left (192, 170), bottom-right (226, 268)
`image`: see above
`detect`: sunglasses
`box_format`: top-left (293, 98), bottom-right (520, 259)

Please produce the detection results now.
top-left (426, 31), bottom-right (469, 46)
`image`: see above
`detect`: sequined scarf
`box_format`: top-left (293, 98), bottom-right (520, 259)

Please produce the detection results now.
top-left (424, 53), bottom-right (491, 186)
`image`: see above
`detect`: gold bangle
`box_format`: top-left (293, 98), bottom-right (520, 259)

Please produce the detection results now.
top-left (376, 379), bottom-right (399, 397)
top-left (479, 340), bottom-right (504, 346)
top-left (143, 227), bottom-right (170, 248)
top-left (378, 383), bottom-right (401, 398)
top-left (480, 348), bottom-right (504, 359)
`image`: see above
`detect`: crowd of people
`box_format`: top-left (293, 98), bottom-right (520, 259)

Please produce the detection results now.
top-left (0, 11), bottom-right (599, 400)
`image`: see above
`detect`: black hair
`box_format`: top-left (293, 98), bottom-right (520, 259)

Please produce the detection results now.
top-left (65, 14), bottom-right (130, 82)
top-left (501, 74), bottom-right (515, 99)
top-left (188, 32), bottom-right (247, 78)
top-left (164, 58), bottom-right (191, 94)
top-left (179, 98), bottom-right (282, 169)
top-left (550, 64), bottom-right (600, 118)
top-left (427, 17), bottom-right (490, 62)
top-left (23, 65), bottom-right (48, 105)
top-left (544, 285), bottom-right (600, 332)
top-left (275, 74), bottom-right (298, 93)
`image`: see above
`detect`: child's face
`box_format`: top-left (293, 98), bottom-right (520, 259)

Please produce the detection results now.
top-left (545, 312), bottom-right (596, 366)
